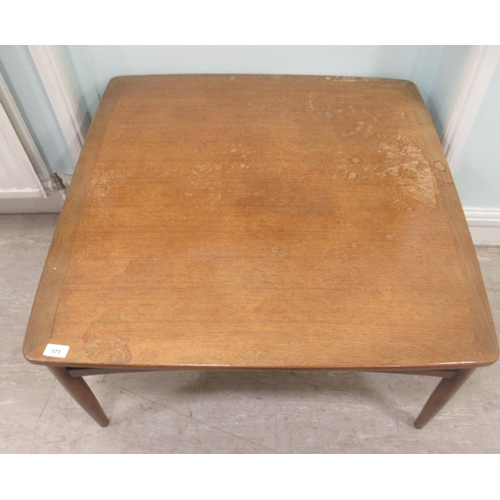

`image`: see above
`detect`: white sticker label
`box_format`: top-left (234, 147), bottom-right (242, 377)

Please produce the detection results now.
top-left (43, 344), bottom-right (70, 358)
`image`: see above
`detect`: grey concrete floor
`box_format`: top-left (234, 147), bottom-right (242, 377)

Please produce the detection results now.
top-left (1, 214), bottom-right (499, 453)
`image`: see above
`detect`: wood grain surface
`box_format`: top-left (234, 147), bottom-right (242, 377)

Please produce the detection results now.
top-left (23, 75), bottom-right (498, 371)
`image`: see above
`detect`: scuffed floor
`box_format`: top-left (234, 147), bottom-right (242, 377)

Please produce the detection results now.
top-left (1, 214), bottom-right (499, 453)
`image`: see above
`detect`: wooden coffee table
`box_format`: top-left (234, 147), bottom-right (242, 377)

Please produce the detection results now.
top-left (23, 75), bottom-right (498, 429)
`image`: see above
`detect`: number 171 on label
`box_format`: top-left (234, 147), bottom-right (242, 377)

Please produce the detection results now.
top-left (43, 344), bottom-right (70, 358)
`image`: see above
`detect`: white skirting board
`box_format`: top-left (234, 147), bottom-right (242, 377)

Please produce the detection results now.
top-left (0, 190), bottom-right (64, 214)
top-left (0, 174), bottom-right (70, 214)
top-left (465, 209), bottom-right (500, 245)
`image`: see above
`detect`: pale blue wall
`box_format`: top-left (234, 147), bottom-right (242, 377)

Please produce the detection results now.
top-left (66, 45), bottom-right (445, 118)
top-left (58, 46), bottom-right (93, 133)
top-left (426, 46), bottom-right (471, 139)
top-left (0, 46), bottom-right (74, 175)
top-left (453, 60), bottom-right (500, 209)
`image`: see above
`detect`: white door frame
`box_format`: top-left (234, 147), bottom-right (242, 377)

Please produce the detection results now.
top-left (28, 45), bottom-right (86, 164)
top-left (442, 45), bottom-right (500, 172)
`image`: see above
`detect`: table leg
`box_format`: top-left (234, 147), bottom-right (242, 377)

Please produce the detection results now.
top-left (48, 366), bottom-right (110, 427)
top-left (414, 369), bottom-right (474, 429)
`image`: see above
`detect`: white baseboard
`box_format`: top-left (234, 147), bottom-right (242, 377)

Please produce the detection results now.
top-left (465, 209), bottom-right (500, 245)
top-left (0, 190), bottom-right (64, 214)
top-left (0, 173), bottom-right (70, 214)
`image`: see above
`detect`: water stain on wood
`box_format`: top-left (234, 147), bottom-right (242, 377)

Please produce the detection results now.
top-left (83, 321), bottom-right (132, 364)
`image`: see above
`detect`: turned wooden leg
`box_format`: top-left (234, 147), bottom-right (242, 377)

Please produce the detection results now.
top-left (414, 368), bottom-right (474, 429)
top-left (48, 366), bottom-right (110, 427)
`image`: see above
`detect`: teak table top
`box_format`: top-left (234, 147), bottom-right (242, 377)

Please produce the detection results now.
top-left (24, 75), bottom-right (498, 373)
